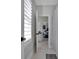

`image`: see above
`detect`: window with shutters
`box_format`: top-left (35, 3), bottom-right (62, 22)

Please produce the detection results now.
top-left (24, 0), bottom-right (32, 41)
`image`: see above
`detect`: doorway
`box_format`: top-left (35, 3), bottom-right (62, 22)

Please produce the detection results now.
top-left (36, 16), bottom-right (49, 52)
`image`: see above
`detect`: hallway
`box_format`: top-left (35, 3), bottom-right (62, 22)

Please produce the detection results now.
top-left (21, 0), bottom-right (58, 59)
top-left (32, 40), bottom-right (56, 59)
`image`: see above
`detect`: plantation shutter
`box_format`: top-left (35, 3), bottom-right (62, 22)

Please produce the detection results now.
top-left (24, 0), bottom-right (32, 41)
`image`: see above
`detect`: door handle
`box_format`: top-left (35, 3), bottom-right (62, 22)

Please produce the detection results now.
top-left (36, 31), bottom-right (41, 35)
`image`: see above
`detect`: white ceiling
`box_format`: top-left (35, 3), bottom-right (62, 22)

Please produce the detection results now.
top-left (35, 0), bottom-right (58, 6)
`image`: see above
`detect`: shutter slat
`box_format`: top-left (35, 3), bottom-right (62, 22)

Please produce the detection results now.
top-left (24, 0), bottom-right (32, 41)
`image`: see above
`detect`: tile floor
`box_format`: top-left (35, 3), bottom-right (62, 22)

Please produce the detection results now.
top-left (32, 40), bottom-right (56, 59)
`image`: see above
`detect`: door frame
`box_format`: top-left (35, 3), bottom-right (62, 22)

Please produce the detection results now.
top-left (35, 10), bottom-right (49, 52)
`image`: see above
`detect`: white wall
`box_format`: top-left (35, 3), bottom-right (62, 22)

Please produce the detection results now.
top-left (48, 6), bottom-right (58, 56)
top-left (48, 16), bottom-right (53, 48)
top-left (35, 0), bottom-right (57, 6)
top-left (53, 6), bottom-right (58, 56)
top-left (37, 6), bottom-right (55, 16)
